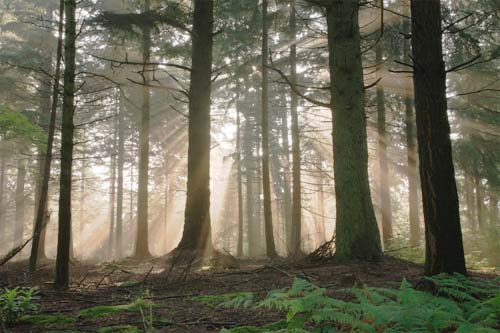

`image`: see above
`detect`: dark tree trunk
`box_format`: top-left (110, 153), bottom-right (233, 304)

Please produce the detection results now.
top-left (410, 0), bottom-right (466, 275)
top-left (403, 9), bottom-right (420, 247)
top-left (376, 31), bottom-right (393, 244)
top-left (325, 0), bottom-right (382, 259)
top-left (54, 0), bottom-right (77, 290)
top-left (30, 0), bottom-right (64, 272)
top-left (116, 95), bottom-right (125, 258)
top-left (177, 0), bottom-right (214, 251)
top-left (261, 0), bottom-right (277, 258)
top-left (14, 159), bottom-right (26, 248)
top-left (134, 0), bottom-right (152, 258)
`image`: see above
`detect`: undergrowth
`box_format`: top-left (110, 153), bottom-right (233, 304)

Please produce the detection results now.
top-left (218, 274), bottom-right (500, 333)
top-left (79, 298), bottom-right (155, 318)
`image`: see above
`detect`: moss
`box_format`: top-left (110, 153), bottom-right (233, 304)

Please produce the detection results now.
top-left (98, 325), bottom-right (141, 333)
top-left (192, 292), bottom-right (253, 308)
top-left (221, 320), bottom-right (287, 332)
top-left (79, 298), bottom-right (154, 318)
top-left (19, 314), bottom-right (76, 325)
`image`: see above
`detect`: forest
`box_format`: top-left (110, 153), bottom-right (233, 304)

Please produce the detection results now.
top-left (0, 0), bottom-right (499, 332)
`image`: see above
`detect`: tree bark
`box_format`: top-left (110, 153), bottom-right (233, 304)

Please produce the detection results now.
top-left (236, 93), bottom-right (244, 257)
top-left (474, 174), bottom-right (483, 230)
top-left (261, 0), bottom-right (277, 258)
top-left (375, 26), bottom-right (393, 244)
top-left (108, 121), bottom-right (117, 260)
top-left (116, 94), bottom-right (125, 258)
top-left (54, 0), bottom-right (77, 290)
top-left (29, 0), bottom-right (64, 272)
top-left (0, 154), bottom-right (6, 250)
top-left (410, 0), bottom-right (466, 275)
top-left (325, 0), bottom-right (382, 259)
top-left (14, 159), bottom-right (26, 248)
top-left (134, 0), bottom-right (152, 258)
top-left (403, 7), bottom-right (420, 247)
top-left (177, 0), bottom-right (214, 251)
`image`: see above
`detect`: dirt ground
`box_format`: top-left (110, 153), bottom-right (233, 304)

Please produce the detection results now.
top-left (0, 255), bottom-right (497, 333)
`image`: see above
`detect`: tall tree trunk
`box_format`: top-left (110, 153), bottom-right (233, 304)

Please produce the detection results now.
top-left (403, 6), bottom-right (420, 247)
top-left (324, 0), bottom-right (381, 259)
top-left (116, 94), bottom-right (125, 258)
top-left (134, 0), bottom-right (152, 258)
top-left (236, 94), bottom-right (244, 257)
top-left (474, 174), bottom-right (483, 230)
top-left (375, 23), bottom-right (392, 244)
top-left (177, 0), bottom-right (214, 251)
top-left (0, 154), bottom-right (6, 250)
top-left (261, 0), bottom-right (277, 258)
top-left (54, 0), bottom-right (77, 290)
top-left (410, 0), bottom-right (466, 275)
top-left (316, 156), bottom-right (326, 243)
top-left (14, 159), bottom-right (26, 248)
top-left (280, 91), bottom-right (292, 254)
top-left (108, 122), bottom-right (117, 259)
top-left (490, 194), bottom-right (498, 226)
top-left (290, 0), bottom-right (302, 257)
top-left (30, 0), bottom-right (64, 272)
top-left (464, 175), bottom-right (475, 228)
top-left (244, 111), bottom-right (256, 257)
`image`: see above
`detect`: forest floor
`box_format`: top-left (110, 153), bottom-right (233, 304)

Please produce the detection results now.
top-left (0, 255), bottom-right (498, 333)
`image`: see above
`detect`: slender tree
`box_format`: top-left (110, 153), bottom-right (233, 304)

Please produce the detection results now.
top-left (410, 0), bottom-right (466, 275)
top-left (134, 0), bottom-right (152, 258)
top-left (29, 0), bottom-right (64, 272)
top-left (115, 94), bottom-right (125, 258)
top-left (289, 0), bottom-right (302, 257)
top-left (375, 1), bottom-right (393, 244)
top-left (261, 0), bottom-right (277, 258)
top-left (177, 0), bottom-right (214, 251)
top-left (14, 159), bottom-right (26, 247)
top-left (236, 89), bottom-right (244, 257)
top-left (54, 0), bottom-right (77, 290)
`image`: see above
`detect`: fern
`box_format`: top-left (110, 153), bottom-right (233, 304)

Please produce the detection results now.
top-left (221, 274), bottom-right (500, 333)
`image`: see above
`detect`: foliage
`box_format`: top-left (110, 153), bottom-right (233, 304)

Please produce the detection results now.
top-left (98, 325), bottom-right (141, 333)
top-left (78, 298), bottom-right (154, 318)
top-left (0, 287), bottom-right (38, 325)
top-left (193, 292), bottom-right (254, 308)
top-left (385, 237), bottom-right (425, 265)
top-left (19, 313), bottom-right (76, 325)
top-left (220, 275), bottom-right (500, 333)
top-left (0, 105), bottom-right (46, 149)
top-left (220, 320), bottom-right (287, 333)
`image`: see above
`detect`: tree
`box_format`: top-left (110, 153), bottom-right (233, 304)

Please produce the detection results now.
top-left (322, 0), bottom-right (382, 259)
top-left (30, 0), bottom-right (65, 272)
top-left (54, 0), bottom-right (77, 290)
top-left (375, 0), bottom-right (393, 245)
top-left (134, 0), bottom-right (152, 258)
top-left (289, 0), bottom-right (302, 257)
top-left (261, 0), bottom-right (277, 258)
top-left (410, 0), bottom-right (466, 275)
top-left (177, 0), bottom-right (214, 252)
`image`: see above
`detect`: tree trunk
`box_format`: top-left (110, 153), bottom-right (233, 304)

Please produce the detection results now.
top-left (0, 154), bottom-right (6, 250)
top-left (54, 0), bottom-right (77, 290)
top-left (325, 0), bottom-right (382, 259)
top-left (280, 91), bottom-right (292, 254)
top-left (29, 0), bottom-right (64, 272)
top-left (116, 94), bottom-right (125, 258)
top-left (376, 28), bottom-right (393, 244)
top-left (108, 122), bottom-right (117, 260)
top-left (236, 94), bottom-right (244, 257)
top-left (14, 159), bottom-right (26, 248)
top-left (410, 0), bottom-right (466, 275)
top-left (134, 0), bottom-right (152, 258)
top-left (261, 0), bottom-right (277, 258)
top-left (474, 174), bottom-right (483, 230)
top-left (243, 111), bottom-right (256, 257)
top-left (289, 0), bottom-right (302, 257)
top-left (403, 7), bottom-right (420, 247)
top-left (177, 0), bottom-right (214, 251)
